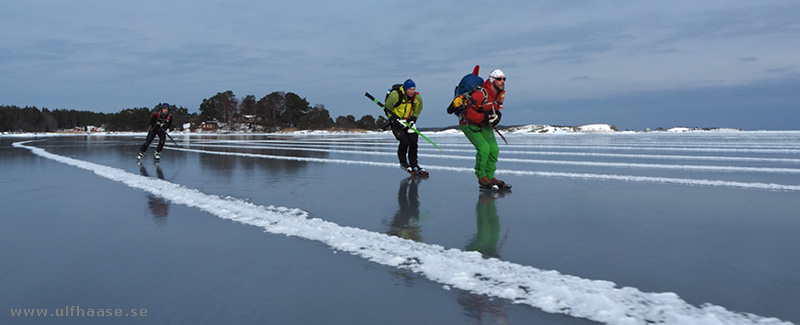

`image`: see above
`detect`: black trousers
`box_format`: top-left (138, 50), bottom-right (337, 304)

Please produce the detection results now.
top-left (140, 127), bottom-right (166, 153)
top-left (391, 123), bottom-right (419, 167)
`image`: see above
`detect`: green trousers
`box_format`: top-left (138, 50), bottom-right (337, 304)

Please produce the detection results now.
top-left (460, 124), bottom-right (498, 179)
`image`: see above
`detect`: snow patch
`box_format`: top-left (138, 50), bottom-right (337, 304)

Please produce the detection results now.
top-left (504, 124), bottom-right (617, 134)
top-left (577, 124), bottom-right (616, 132)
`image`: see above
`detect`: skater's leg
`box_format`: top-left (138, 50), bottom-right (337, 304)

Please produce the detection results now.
top-left (156, 129), bottom-right (167, 152)
top-left (460, 125), bottom-right (491, 179)
top-left (140, 129), bottom-right (157, 153)
top-left (392, 124), bottom-right (411, 168)
top-left (407, 132), bottom-right (419, 168)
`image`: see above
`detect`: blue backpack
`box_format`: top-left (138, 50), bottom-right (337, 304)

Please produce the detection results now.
top-left (448, 65), bottom-right (485, 115)
top-left (454, 74), bottom-right (484, 98)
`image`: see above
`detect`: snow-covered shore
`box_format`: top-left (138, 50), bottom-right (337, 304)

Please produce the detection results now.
top-left (0, 123), bottom-right (760, 137)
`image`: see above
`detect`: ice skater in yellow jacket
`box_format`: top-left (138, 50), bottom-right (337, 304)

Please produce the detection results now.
top-left (384, 79), bottom-right (427, 175)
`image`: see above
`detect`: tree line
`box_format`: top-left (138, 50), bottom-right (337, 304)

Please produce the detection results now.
top-left (1, 90), bottom-right (388, 133)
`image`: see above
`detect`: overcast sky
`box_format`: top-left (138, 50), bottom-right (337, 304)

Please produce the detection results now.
top-left (2, 1), bottom-right (798, 130)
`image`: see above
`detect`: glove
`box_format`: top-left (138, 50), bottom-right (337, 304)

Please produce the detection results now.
top-left (396, 119), bottom-right (407, 128)
top-left (406, 120), bottom-right (416, 133)
top-left (482, 112), bottom-right (492, 125)
top-left (490, 111), bottom-right (502, 126)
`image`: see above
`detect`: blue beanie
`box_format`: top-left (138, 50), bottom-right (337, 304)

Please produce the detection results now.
top-left (403, 79), bottom-right (416, 90)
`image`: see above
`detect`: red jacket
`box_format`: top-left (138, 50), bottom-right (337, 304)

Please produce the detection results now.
top-left (460, 79), bottom-right (505, 127)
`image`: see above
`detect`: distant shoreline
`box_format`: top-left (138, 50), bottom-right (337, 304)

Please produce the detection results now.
top-left (5, 125), bottom-right (800, 138)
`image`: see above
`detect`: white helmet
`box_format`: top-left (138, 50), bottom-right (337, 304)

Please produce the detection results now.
top-left (489, 69), bottom-right (505, 82)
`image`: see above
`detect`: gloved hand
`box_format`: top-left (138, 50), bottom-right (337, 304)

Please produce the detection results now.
top-left (490, 111), bottom-right (502, 126)
top-left (406, 120), bottom-right (416, 133)
top-left (397, 119), bottom-right (407, 128)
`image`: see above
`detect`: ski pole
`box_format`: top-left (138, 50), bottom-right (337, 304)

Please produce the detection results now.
top-left (492, 125), bottom-right (508, 145)
top-left (159, 125), bottom-right (181, 148)
top-left (165, 131), bottom-right (180, 147)
top-left (364, 92), bottom-right (443, 151)
top-left (489, 107), bottom-right (508, 145)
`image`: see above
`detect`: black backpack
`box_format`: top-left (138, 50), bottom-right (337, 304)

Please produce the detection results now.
top-left (385, 84), bottom-right (404, 108)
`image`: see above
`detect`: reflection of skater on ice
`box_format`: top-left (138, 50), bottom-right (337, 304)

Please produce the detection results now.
top-left (386, 176), bottom-right (426, 242)
top-left (459, 189), bottom-right (510, 324)
top-left (457, 292), bottom-right (508, 325)
top-left (138, 162), bottom-right (169, 222)
top-left (466, 189), bottom-right (509, 259)
top-left (385, 175), bottom-right (428, 287)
